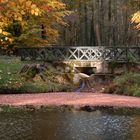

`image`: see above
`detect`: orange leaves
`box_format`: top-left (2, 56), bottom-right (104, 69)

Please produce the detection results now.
top-left (26, 0), bottom-right (32, 7)
top-left (0, 0), bottom-right (9, 4)
top-left (41, 5), bottom-right (51, 12)
top-left (19, 0), bottom-right (25, 3)
top-left (0, 6), bottom-right (4, 11)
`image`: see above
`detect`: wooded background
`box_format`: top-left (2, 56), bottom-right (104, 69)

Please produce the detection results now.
top-left (58, 0), bottom-right (140, 46)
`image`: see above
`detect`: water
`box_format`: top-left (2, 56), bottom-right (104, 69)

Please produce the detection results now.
top-left (0, 111), bottom-right (140, 140)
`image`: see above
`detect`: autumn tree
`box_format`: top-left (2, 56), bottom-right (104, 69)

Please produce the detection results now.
top-left (132, 11), bottom-right (140, 30)
top-left (0, 0), bottom-right (69, 50)
top-left (131, 11), bottom-right (140, 46)
top-left (129, 0), bottom-right (140, 30)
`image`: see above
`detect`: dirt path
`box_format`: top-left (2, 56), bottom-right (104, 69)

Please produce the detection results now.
top-left (0, 93), bottom-right (140, 108)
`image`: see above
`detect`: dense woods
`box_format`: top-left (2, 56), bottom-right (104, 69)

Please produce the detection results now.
top-left (0, 0), bottom-right (139, 50)
top-left (58, 0), bottom-right (140, 46)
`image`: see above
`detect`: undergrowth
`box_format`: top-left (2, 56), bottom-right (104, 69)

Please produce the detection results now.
top-left (0, 56), bottom-right (75, 93)
top-left (105, 73), bottom-right (140, 97)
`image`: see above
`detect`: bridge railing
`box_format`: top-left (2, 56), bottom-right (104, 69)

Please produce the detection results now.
top-left (18, 46), bottom-right (140, 62)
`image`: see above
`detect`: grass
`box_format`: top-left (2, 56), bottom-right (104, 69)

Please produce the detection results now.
top-left (0, 55), bottom-right (75, 93)
top-left (0, 56), bottom-right (23, 88)
top-left (1, 55), bottom-right (139, 96)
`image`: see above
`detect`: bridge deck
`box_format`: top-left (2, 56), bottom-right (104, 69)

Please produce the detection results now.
top-left (19, 46), bottom-right (140, 62)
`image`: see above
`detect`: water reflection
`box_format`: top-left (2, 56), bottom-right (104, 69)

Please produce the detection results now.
top-left (0, 111), bottom-right (140, 140)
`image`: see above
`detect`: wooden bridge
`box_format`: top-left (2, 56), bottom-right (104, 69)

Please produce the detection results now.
top-left (19, 46), bottom-right (140, 62)
top-left (19, 46), bottom-right (140, 73)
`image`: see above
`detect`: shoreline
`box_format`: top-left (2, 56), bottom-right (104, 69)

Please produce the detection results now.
top-left (0, 104), bottom-right (140, 115)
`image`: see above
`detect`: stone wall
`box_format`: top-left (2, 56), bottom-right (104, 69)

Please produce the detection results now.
top-left (63, 61), bottom-right (109, 74)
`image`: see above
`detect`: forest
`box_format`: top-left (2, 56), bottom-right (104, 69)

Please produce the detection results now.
top-left (0, 0), bottom-right (139, 49)
top-left (58, 0), bottom-right (140, 46)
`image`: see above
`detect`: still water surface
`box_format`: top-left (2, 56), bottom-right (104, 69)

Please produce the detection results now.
top-left (0, 111), bottom-right (140, 140)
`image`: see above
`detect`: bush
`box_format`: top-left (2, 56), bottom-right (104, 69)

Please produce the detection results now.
top-left (105, 73), bottom-right (140, 97)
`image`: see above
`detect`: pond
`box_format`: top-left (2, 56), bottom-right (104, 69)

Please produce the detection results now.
top-left (0, 110), bottom-right (140, 140)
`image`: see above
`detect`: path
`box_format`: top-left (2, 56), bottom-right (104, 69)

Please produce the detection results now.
top-left (0, 93), bottom-right (140, 108)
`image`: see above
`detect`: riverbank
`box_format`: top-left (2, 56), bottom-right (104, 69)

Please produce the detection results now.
top-left (0, 93), bottom-right (140, 110)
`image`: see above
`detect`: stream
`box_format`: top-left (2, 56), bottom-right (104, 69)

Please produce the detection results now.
top-left (0, 111), bottom-right (140, 140)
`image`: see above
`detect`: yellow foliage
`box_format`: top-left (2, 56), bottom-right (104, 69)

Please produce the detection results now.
top-left (20, 10), bottom-right (25, 15)
top-left (132, 11), bottom-right (140, 30)
top-left (0, 29), bottom-right (2, 33)
top-left (0, 0), bottom-right (69, 49)
top-left (31, 4), bottom-right (37, 9)
top-left (9, 38), bottom-right (14, 43)
top-left (2, 31), bottom-right (10, 36)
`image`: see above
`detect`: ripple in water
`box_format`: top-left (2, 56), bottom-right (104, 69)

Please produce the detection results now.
top-left (0, 111), bottom-right (140, 140)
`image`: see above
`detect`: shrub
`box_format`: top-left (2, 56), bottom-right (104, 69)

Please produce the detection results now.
top-left (105, 73), bottom-right (140, 97)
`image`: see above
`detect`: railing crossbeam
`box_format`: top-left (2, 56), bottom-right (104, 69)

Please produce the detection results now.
top-left (19, 46), bottom-right (140, 62)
